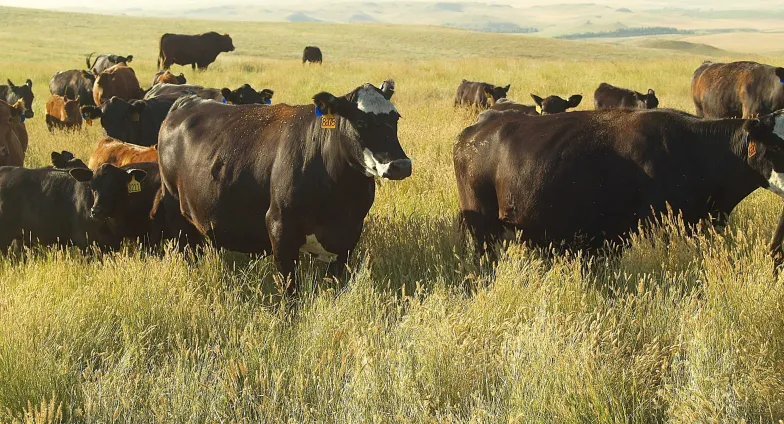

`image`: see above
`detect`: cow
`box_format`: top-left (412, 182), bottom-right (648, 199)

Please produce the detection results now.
top-left (692, 61), bottom-right (784, 119)
top-left (51, 151), bottom-right (88, 169)
top-left (86, 53), bottom-right (134, 75)
top-left (156, 83), bottom-right (412, 295)
top-left (158, 32), bottom-right (235, 71)
top-left (454, 80), bottom-right (510, 109)
top-left (594, 83), bottom-right (658, 110)
top-left (89, 137), bottom-right (158, 169)
top-left (93, 64), bottom-right (144, 106)
top-left (49, 70), bottom-right (96, 107)
top-left (488, 98), bottom-right (539, 115)
top-left (530, 93), bottom-right (582, 114)
top-left (454, 107), bottom-right (784, 260)
top-left (0, 79), bottom-right (34, 119)
top-left (302, 46), bottom-right (323, 64)
top-left (45, 94), bottom-right (83, 132)
top-left (80, 95), bottom-right (178, 147)
top-left (144, 83), bottom-right (274, 105)
top-left (151, 70), bottom-right (187, 86)
top-left (0, 100), bottom-right (26, 167)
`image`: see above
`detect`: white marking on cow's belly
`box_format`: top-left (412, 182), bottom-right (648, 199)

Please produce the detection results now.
top-left (768, 172), bottom-right (784, 199)
top-left (300, 234), bottom-right (338, 262)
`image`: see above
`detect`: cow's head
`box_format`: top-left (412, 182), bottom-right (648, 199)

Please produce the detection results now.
top-left (6, 79), bottom-right (34, 118)
top-left (637, 89), bottom-right (659, 109)
top-left (531, 93), bottom-right (582, 115)
top-left (0, 100), bottom-right (22, 165)
top-left (69, 164), bottom-right (147, 220)
top-left (221, 84), bottom-right (268, 105)
top-left (119, 55), bottom-right (133, 64)
top-left (81, 97), bottom-right (145, 142)
top-left (259, 89), bottom-right (274, 105)
top-left (51, 151), bottom-right (88, 169)
top-left (221, 33), bottom-right (235, 52)
top-left (742, 111), bottom-right (784, 198)
top-left (63, 96), bottom-right (82, 125)
top-left (484, 84), bottom-right (510, 106)
top-left (312, 83), bottom-right (412, 180)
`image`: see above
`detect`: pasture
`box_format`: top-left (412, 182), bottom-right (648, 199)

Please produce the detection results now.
top-left (1, 6), bottom-right (784, 423)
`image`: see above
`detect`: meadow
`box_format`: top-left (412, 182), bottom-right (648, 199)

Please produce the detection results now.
top-left (1, 6), bottom-right (784, 423)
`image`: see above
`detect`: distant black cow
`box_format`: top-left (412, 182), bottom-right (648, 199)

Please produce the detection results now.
top-left (158, 32), bottom-right (235, 71)
top-left (49, 70), bottom-right (96, 107)
top-left (144, 83), bottom-right (274, 104)
top-left (594, 83), bottom-right (658, 110)
top-left (0, 79), bottom-right (34, 118)
top-left (488, 98), bottom-right (539, 115)
top-left (152, 70), bottom-right (187, 86)
top-left (454, 108), bottom-right (784, 257)
top-left (80, 95), bottom-right (179, 147)
top-left (302, 46), bottom-right (323, 64)
top-left (530, 93), bottom-right (582, 114)
top-left (156, 83), bottom-right (411, 295)
top-left (51, 150), bottom-right (88, 169)
top-left (87, 53), bottom-right (134, 75)
top-left (455, 80), bottom-right (510, 109)
top-left (692, 61), bottom-right (784, 118)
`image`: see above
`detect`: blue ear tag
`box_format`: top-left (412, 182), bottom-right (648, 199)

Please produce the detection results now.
top-left (221, 97), bottom-right (227, 104)
top-left (19, 115), bottom-right (25, 124)
top-left (82, 113), bottom-right (87, 120)
top-left (314, 105), bottom-right (324, 117)
top-left (265, 99), bottom-right (271, 105)
top-left (780, 78), bottom-right (784, 84)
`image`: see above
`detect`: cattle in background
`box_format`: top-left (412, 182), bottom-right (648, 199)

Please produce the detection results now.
top-left (45, 94), bottom-right (83, 132)
top-left (152, 70), bottom-right (187, 86)
top-left (302, 46), bottom-right (323, 64)
top-left (51, 151), bottom-right (88, 170)
top-left (86, 53), bottom-right (134, 75)
top-left (530, 93), bottom-right (582, 114)
top-left (156, 83), bottom-right (411, 294)
top-left (454, 108), bottom-right (784, 259)
top-left (93, 64), bottom-right (144, 106)
top-left (455, 80), bottom-right (510, 109)
top-left (0, 100), bottom-right (26, 167)
top-left (158, 32), bottom-right (235, 71)
top-left (49, 70), bottom-right (96, 107)
top-left (0, 79), bottom-right (34, 118)
top-left (594, 83), bottom-right (658, 110)
top-left (89, 138), bottom-right (158, 169)
top-left (488, 98), bottom-right (539, 115)
top-left (81, 95), bottom-right (178, 147)
top-left (692, 61), bottom-right (784, 118)
top-left (144, 83), bottom-right (274, 105)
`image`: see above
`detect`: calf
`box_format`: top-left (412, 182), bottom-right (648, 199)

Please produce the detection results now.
top-left (0, 79), bottom-right (34, 119)
top-left (594, 83), bottom-right (658, 110)
top-left (152, 70), bottom-right (187, 86)
top-left (0, 100), bottom-right (27, 167)
top-left (81, 95), bottom-right (178, 146)
top-left (530, 93), bottom-right (582, 114)
top-left (51, 150), bottom-right (88, 169)
top-left (302, 46), bottom-right (323, 64)
top-left (89, 137), bottom-right (158, 169)
top-left (455, 80), bottom-right (510, 109)
top-left (93, 64), bottom-right (144, 106)
top-left (45, 94), bottom-right (83, 132)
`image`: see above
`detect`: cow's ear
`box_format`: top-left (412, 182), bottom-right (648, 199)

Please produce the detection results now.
top-left (25, 79), bottom-right (32, 88)
top-left (647, 89), bottom-right (655, 96)
top-left (69, 167), bottom-right (94, 183)
top-left (567, 95), bottom-right (583, 108)
top-left (530, 94), bottom-right (543, 107)
top-left (380, 79), bottom-right (395, 100)
top-left (504, 84), bottom-right (511, 92)
top-left (220, 88), bottom-right (232, 103)
top-left (6, 79), bottom-right (15, 89)
top-left (50, 151), bottom-right (63, 167)
top-left (483, 86), bottom-right (494, 96)
top-left (81, 105), bottom-right (102, 119)
top-left (127, 168), bottom-right (147, 182)
top-left (312, 92), bottom-right (353, 117)
top-left (126, 55), bottom-right (133, 62)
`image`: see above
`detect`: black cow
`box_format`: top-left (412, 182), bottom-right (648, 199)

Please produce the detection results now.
top-left (158, 32), bottom-right (235, 71)
top-left (0, 79), bottom-right (34, 118)
top-left (49, 70), bottom-right (96, 107)
top-left (80, 95), bottom-right (178, 147)
top-left (455, 80), bottom-right (510, 109)
top-left (594, 83), bottom-right (658, 110)
top-left (144, 83), bottom-right (274, 104)
top-left (302, 46), bottom-right (323, 64)
top-left (156, 83), bottom-right (411, 295)
top-left (454, 108), bottom-right (784, 258)
top-left (530, 93), bottom-right (582, 114)
top-left (51, 150), bottom-right (88, 169)
top-left (488, 98), bottom-right (539, 115)
top-left (87, 53), bottom-right (134, 75)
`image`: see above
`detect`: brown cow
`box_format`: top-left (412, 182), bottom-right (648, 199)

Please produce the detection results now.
top-left (455, 80), bottom-right (510, 110)
top-left (89, 137), bottom-right (158, 169)
top-left (0, 100), bottom-right (27, 167)
top-left (45, 94), bottom-right (83, 132)
top-left (152, 70), bottom-right (187, 86)
top-left (692, 61), bottom-right (784, 118)
top-left (93, 64), bottom-right (144, 106)
top-left (157, 32), bottom-right (235, 71)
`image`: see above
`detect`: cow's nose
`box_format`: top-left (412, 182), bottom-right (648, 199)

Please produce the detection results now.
top-left (383, 158), bottom-right (412, 180)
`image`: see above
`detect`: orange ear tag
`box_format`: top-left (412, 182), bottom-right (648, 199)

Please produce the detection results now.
top-left (321, 111), bottom-right (336, 129)
top-left (86, 119), bottom-right (93, 126)
top-left (748, 140), bottom-right (757, 158)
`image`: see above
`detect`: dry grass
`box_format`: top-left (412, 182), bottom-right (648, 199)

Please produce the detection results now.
top-left (0, 6), bottom-right (783, 423)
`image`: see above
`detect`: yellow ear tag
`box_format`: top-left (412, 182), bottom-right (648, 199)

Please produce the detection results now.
top-left (748, 140), bottom-right (757, 158)
top-left (86, 119), bottom-right (92, 126)
top-left (127, 176), bottom-right (142, 194)
top-left (321, 110), bottom-right (336, 129)
top-left (131, 113), bottom-right (140, 122)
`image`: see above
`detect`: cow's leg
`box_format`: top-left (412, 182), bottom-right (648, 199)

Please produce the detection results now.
top-left (191, 63), bottom-right (196, 71)
top-left (769, 206), bottom-right (784, 270)
top-left (326, 250), bottom-right (350, 282)
top-left (266, 205), bottom-right (305, 298)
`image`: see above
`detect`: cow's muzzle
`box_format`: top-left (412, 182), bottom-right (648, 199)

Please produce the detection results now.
top-left (90, 206), bottom-right (105, 219)
top-left (383, 158), bottom-right (412, 180)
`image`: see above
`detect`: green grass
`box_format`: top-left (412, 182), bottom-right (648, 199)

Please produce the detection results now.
top-left (1, 6), bottom-right (784, 423)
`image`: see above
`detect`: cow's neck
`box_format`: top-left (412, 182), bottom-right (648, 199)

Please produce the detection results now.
top-left (319, 116), bottom-right (374, 184)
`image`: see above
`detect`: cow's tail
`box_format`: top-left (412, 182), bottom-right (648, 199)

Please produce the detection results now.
top-left (157, 36), bottom-right (165, 69)
top-left (85, 52), bottom-right (96, 70)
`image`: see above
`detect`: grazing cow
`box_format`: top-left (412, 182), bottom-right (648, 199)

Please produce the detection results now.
top-left (80, 95), bottom-right (178, 147)
top-left (144, 83), bottom-right (274, 105)
top-left (0, 100), bottom-right (26, 167)
top-left (89, 137), bottom-right (158, 169)
top-left (454, 108), bottom-right (784, 258)
top-left (45, 94), bottom-right (83, 132)
top-left (157, 83), bottom-right (411, 294)
top-left (51, 150), bottom-right (88, 169)
top-left (455, 80), bottom-right (511, 109)
top-left (488, 98), bottom-right (539, 115)
top-left (594, 83), bottom-right (658, 110)
top-left (158, 32), bottom-right (235, 71)
top-left (692, 61), bottom-right (784, 119)
top-left (49, 70), bottom-right (96, 107)
top-left (530, 93), bottom-right (582, 114)
top-left (87, 53), bottom-right (134, 74)
top-left (302, 46), bottom-right (323, 64)
top-left (152, 70), bottom-right (187, 86)
top-left (0, 79), bottom-right (34, 118)
top-left (93, 64), bottom-right (144, 106)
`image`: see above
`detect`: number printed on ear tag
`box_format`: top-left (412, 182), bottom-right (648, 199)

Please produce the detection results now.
top-left (321, 112), bottom-right (336, 129)
top-left (748, 140), bottom-right (757, 158)
top-left (127, 176), bottom-right (142, 194)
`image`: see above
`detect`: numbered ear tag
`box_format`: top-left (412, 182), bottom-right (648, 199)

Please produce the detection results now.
top-left (131, 113), bottom-right (140, 122)
top-left (321, 111), bottom-right (336, 129)
top-left (127, 176), bottom-right (142, 193)
top-left (748, 140), bottom-right (757, 158)
top-left (19, 116), bottom-right (24, 124)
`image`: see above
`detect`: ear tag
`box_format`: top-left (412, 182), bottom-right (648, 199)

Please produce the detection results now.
top-left (314, 105), bottom-right (324, 117)
top-left (86, 118), bottom-right (93, 126)
top-left (221, 97), bottom-right (233, 104)
top-left (131, 113), bottom-right (140, 122)
top-left (748, 138), bottom-right (757, 158)
top-left (265, 99), bottom-right (272, 105)
top-left (321, 109), bottom-right (336, 129)
top-left (780, 78), bottom-right (784, 84)
top-left (19, 115), bottom-right (24, 124)
top-left (127, 176), bottom-right (142, 193)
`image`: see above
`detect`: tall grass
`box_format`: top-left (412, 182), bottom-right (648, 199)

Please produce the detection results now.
top-left (0, 6), bottom-right (783, 423)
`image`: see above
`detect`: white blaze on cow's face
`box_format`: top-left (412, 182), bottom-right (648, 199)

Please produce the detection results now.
top-left (352, 86), bottom-right (412, 180)
top-left (767, 113), bottom-right (784, 198)
top-left (356, 86), bottom-right (397, 115)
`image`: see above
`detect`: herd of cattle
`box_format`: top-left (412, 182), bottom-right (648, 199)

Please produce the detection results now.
top-left (0, 36), bottom-right (782, 294)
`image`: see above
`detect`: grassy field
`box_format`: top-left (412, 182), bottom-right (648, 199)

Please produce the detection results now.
top-left (1, 6), bottom-right (784, 423)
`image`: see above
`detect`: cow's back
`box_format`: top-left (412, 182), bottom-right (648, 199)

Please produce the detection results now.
top-left (691, 61), bottom-right (784, 118)
top-left (455, 80), bottom-right (488, 108)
